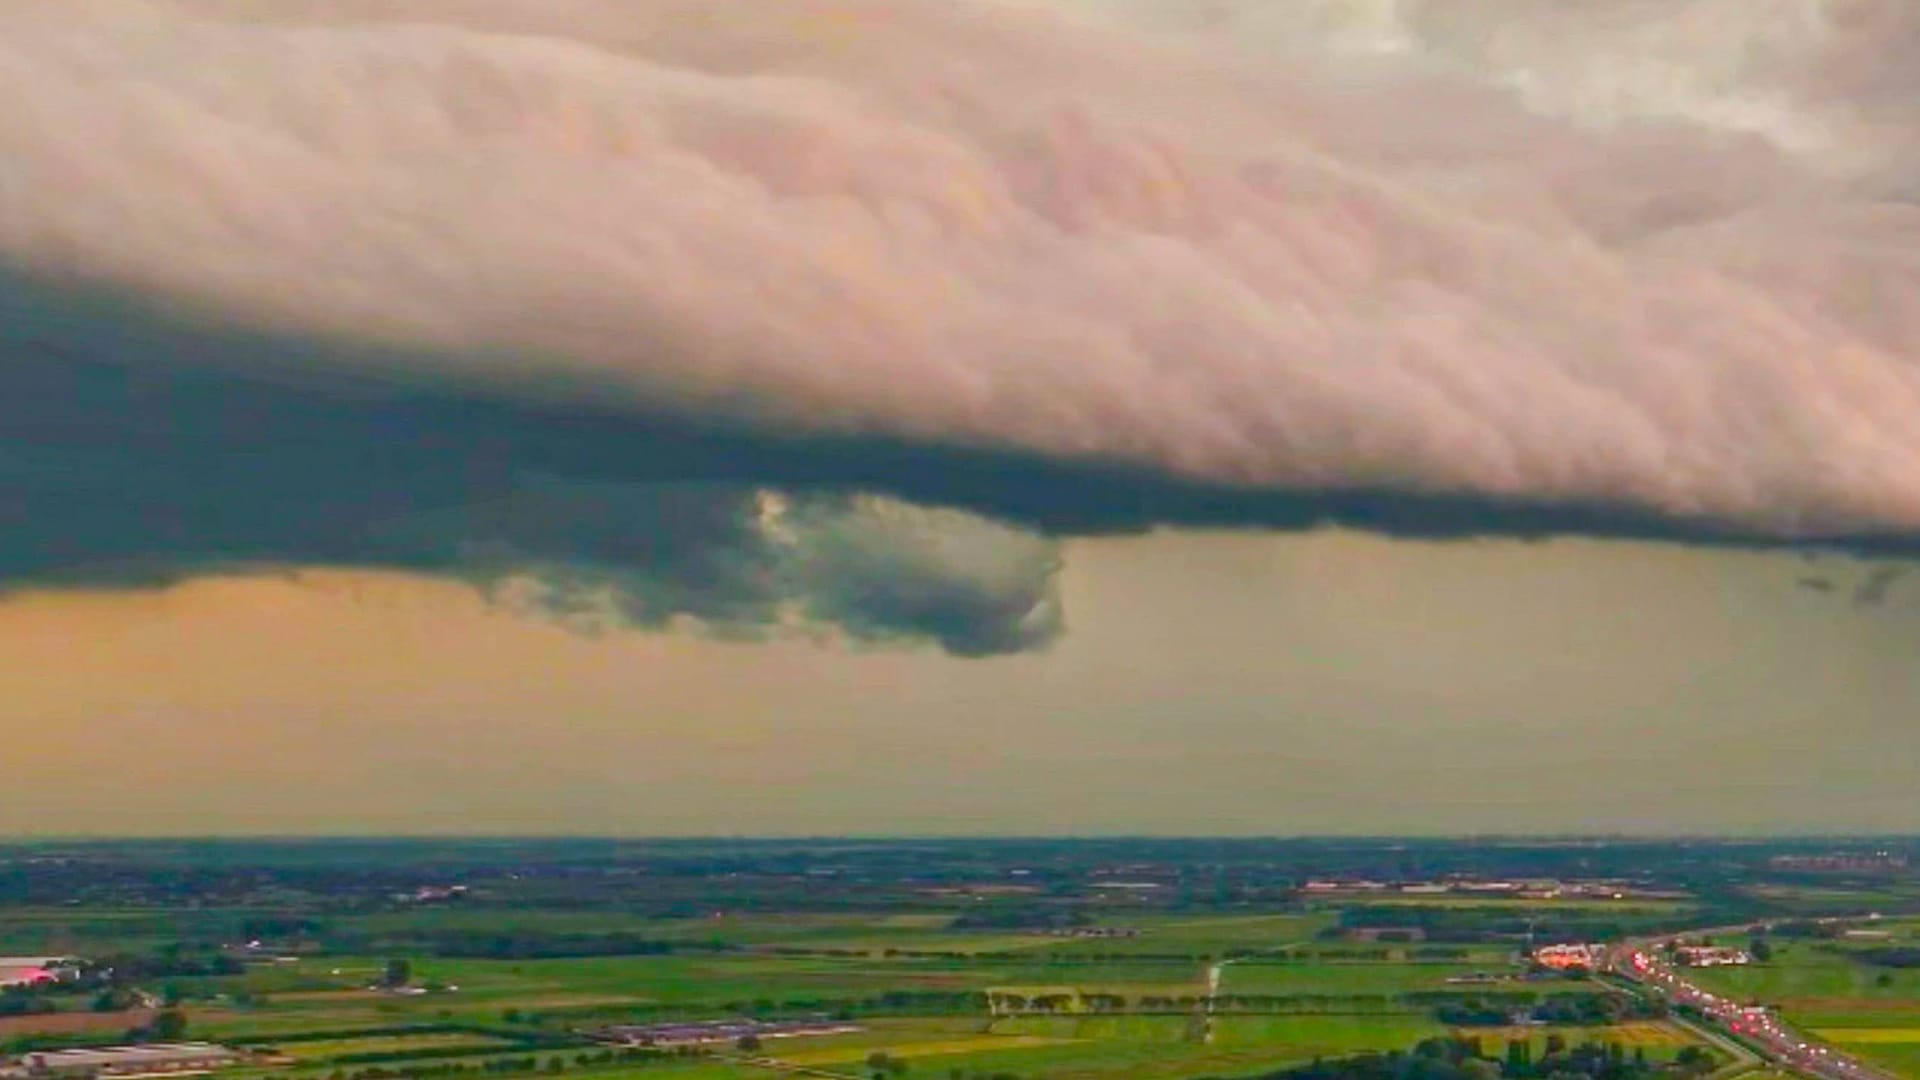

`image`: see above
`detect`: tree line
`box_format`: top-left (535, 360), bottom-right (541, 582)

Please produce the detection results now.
top-left (1206, 1035), bottom-right (1719, 1080)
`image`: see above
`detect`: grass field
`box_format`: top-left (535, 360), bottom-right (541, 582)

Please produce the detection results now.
top-left (1683, 941), bottom-right (1920, 1079)
top-left (271, 1034), bottom-right (521, 1061)
top-left (1689, 943), bottom-right (1920, 1010)
top-left (1810, 1030), bottom-right (1920, 1080)
top-left (1219, 961), bottom-right (1581, 997)
top-left (0, 901), bottom-right (1715, 1080)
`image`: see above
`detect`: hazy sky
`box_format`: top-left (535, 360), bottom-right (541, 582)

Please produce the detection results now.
top-left (3, 530), bottom-right (1915, 836)
top-left (3, 0), bottom-right (1919, 835)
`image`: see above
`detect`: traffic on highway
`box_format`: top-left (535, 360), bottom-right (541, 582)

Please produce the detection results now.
top-left (1610, 943), bottom-right (1893, 1080)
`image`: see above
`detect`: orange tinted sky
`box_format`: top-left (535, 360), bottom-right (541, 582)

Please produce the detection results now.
top-left (4, 530), bottom-right (1915, 836)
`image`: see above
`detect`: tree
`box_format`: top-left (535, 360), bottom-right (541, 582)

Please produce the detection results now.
top-left (1505, 1039), bottom-right (1531, 1074)
top-left (383, 958), bottom-right (412, 988)
top-left (736, 1035), bottom-right (762, 1053)
top-left (152, 1009), bottom-right (189, 1041)
top-left (1750, 938), bottom-right (1774, 963)
top-left (1461, 1058), bottom-right (1500, 1080)
top-left (1675, 1046), bottom-right (1716, 1076)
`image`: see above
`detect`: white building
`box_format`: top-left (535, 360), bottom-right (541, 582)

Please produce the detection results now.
top-left (17, 1044), bottom-right (241, 1079)
top-left (1674, 945), bottom-right (1751, 967)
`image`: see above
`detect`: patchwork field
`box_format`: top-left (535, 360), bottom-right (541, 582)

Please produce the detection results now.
top-left (1219, 961), bottom-right (1579, 997)
top-left (270, 1033), bottom-right (523, 1061)
top-left (0, 894), bottom-right (1731, 1080)
top-left (1681, 935), bottom-right (1920, 1078)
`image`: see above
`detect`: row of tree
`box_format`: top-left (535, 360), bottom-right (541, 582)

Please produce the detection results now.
top-left (1214, 1035), bottom-right (1719, 1080)
top-left (319, 1047), bottom-right (696, 1080)
top-left (1436, 993), bottom-right (1667, 1027)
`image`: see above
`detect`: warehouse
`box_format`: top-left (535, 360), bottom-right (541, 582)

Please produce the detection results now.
top-left (14, 1043), bottom-right (241, 1078)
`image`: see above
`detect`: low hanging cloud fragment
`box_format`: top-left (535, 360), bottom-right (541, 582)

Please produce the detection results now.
top-left (0, 308), bottom-right (1064, 654)
top-left (4, 0), bottom-right (1920, 652)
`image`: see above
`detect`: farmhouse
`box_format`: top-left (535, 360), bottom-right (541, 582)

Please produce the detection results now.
top-left (13, 1043), bottom-right (242, 1078)
top-left (1673, 945), bottom-right (1751, 967)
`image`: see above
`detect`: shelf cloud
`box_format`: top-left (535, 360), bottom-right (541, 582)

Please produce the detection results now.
top-left (3, 0), bottom-right (1919, 651)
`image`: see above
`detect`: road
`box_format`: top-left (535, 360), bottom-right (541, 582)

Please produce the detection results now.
top-left (1203, 957), bottom-right (1237, 1044)
top-left (1605, 937), bottom-right (1898, 1080)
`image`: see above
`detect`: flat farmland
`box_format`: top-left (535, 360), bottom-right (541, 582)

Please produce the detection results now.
top-left (1802, 1009), bottom-right (1920, 1079)
top-left (1806, 1027), bottom-right (1920, 1080)
top-left (1460, 1023), bottom-right (1694, 1052)
top-left (217, 953), bottom-right (974, 1005)
top-left (272, 1033), bottom-right (522, 1062)
top-left (0, 891), bottom-right (1714, 1080)
top-left (519, 910), bottom-right (1338, 957)
top-left (1219, 960), bottom-right (1581, 996)
top-left (1337, 898), bottom-right (1695, 914)
top-left (0, 1009), bottom-right (158, 1037)
top-left (1044, 1013), bottom-right (1452, 1054)
top-left (1688, 944), bottom-right (1920, 1011)
top-left (1687, 943), bottom-right (1920, 1079)
top-left (1032, 913), bottom-right (1333, 956)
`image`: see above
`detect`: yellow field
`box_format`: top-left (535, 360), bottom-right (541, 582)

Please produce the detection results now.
top-left (1812, 1029), bottom-right (1920, 1044)
top-left (777, 1034), bottom-right (1073, 1065)
top-left (1464, 1023), bottom-right (1691, 1047)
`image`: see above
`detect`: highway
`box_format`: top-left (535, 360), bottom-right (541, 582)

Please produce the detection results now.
top-left (1606, 940), bottom-right (1898, 1080)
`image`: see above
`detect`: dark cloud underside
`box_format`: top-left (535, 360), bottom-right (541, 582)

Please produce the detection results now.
top-left (4, 1), bottom-right (1920, 652)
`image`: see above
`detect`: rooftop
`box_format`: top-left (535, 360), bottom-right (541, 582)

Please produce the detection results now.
top-left (23, 1044), bottom-right (239, 1069)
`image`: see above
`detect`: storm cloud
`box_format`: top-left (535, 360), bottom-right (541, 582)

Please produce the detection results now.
top-left (4, 0), bottom-right (1920, 651)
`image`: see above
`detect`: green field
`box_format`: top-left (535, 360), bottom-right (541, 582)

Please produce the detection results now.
top-left (1689, 942), bottom-right (1920, 1008)
top-left (271, 1033), bottom-right (521, 1062)
top-left (0, 887), bottom-right (1734, 1080)
top-left (1683, 939), bottom-right (1920, 1079)
top-left (1219, 961), bottom-right (1580, 997)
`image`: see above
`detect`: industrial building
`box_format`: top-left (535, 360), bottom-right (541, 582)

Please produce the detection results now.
top-left (1673, 945), bottom-right (1752, 967)
top-left (9, 1043), bottom-right (242, 1078)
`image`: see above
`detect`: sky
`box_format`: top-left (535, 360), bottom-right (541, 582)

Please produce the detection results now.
top-left (3, 0), bottom-right (1919, 835)
top-left (3, 533), bottom-right (1918, 836)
